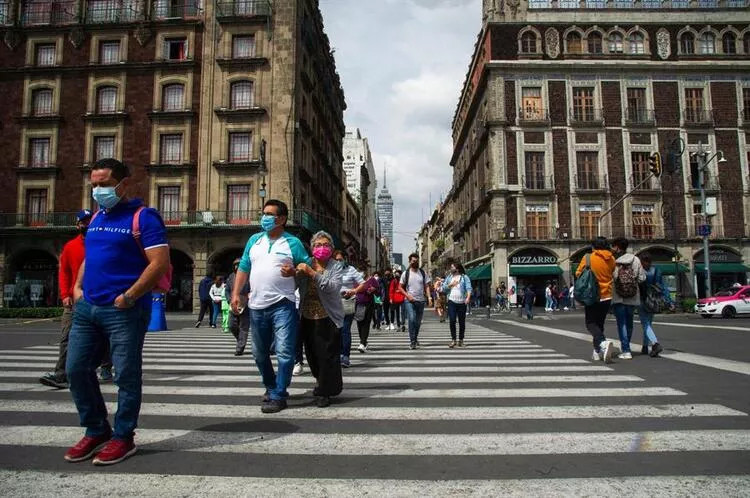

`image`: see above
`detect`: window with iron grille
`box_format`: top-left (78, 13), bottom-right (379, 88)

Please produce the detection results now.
top-left (576, 151), bottom-right (599, 189)
top-left (97, 86), bottom-right (117, 113)
top-left (94, 136), bottom-right (115, 160)
top-left (520, 32), bottom-right (537, 54)
top-left (631, 152), bottom-right (651, 186)
top-left (524, 151), bottom-right (545, 189)
top-left (629, 32), bottom-right (645, 54)
top-left (159, 134), bottom-right (182, 164)
top-left (232, 35), bottom-right (255, 58)
top-left (722, 33), bottom-right (737, 54)
top-left (26, 188), bottom-right (48, 225)
top-left (158, 186), bottom-right (181, 223)
top-left (227, 184), bottom-right (250, 222)
top-left (29, 138), bottom-right (50, 167)
top-left (100, 41), bottom-right (120, 64)
top-left (698, 32), bottom-right (715, 54)
top-left (32, 88), bottom-right (53, 116)
top-left (229, 132), bottom-right (251, 162)
top-left (36, 43), bottom-right (56, 66)
top-left (162, 83), bottom-right (185, 111)
top-left (572, 87), bottom-right (594, 121)
top-left (632, 204), bottom-right (655, 239)
top-left (588, 32), bottom-right (602, 54)
top-left (230, 81), bottom-right (253, 109)
top-left (525, 205), bottom-right (549, 240)
top-left (164, 37), bottom-right (187, 60)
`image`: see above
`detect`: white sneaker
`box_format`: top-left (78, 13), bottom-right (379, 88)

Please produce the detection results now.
top-left (563, 307), bottom-right (569, 311)
top-left (617, 352), bottom-right (633, 360)
top-left (601, 341), bottom-right (614, 364)
top-left (591, 349), bottom-right (603, 361)
top-left (292, 362), bottom-right (304, 376)
top-left (357, 343), bottom-right (367, 353)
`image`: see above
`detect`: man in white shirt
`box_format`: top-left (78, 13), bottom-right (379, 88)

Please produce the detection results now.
top-left (231, 200), bottom-right (310, 414)
top-left (398, 253), bottom-right (433, 349)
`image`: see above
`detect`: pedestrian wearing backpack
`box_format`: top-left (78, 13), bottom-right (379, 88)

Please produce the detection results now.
top-left (575, 236), bottom-right (617, 363)
top-left (388, 270), bottom-right (405, 331)
top-left (611, 237), bottom-right (647, 360)
top-left (399, 253), bottom-right (433, 349)
top-left (65, 158), bottom-right (170, 466)
top-left (638, 253), bottom-right (668, 357)
top-left (441, 261), bottom-right (472, 348)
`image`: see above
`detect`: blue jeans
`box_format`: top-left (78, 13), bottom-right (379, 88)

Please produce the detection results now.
top-left (211, 302), bottom-right (221, 326)
top-left (67, 299), bottom-right (150, 440)
top-left (340, 313), bottom-right (354, 358)
top-left (639, 306), bottom-right (659, 346)
top-left (613, 303), bottom-right (635, 353)
top-left (249, 298), bottom-right (297, 401)
top-left (545, 296), bottom-right (552, 309)
top-left (525, 301), bottom-right (534, 319)
top-left (404, 300), bottom-right (425, 344)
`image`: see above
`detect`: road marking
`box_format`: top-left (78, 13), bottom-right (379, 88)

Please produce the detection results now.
top-left (0, 426), bottom-right (744, 455)
top-left (0, 400), bottom-right (742, 420)
top-left (496, 320), bottom-right (750, 377)
top-left (609, 318), bottom-right (750, 332)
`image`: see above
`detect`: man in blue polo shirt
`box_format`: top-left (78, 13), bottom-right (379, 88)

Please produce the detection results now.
top-left (64, 158), bottom-right (169, 466)
top-left (231, 199), bottom-right (310, 414)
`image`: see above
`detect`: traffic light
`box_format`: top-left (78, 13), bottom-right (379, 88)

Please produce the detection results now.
top-left (648, 152), bottom-right (662, 177)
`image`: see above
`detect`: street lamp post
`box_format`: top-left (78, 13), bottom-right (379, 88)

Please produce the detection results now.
top-left (693, 142), bottom-right (726, 299)
top-left (259, 139), bottom-right (267, 210)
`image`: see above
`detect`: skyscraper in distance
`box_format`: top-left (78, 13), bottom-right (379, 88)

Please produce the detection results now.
top-left (377, 166), bottom-right (394, 263)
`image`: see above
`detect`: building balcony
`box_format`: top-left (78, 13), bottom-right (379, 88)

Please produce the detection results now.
top-left (518, 107), bottom-right (550, 126)
top-left (688, 174), bottom-right (721, 193)
top-left (213, 106), bottom-right (267, 119)
top-left (147, 109), bottom-right (196, 120)
top-left (630, 173), bottom-right (660, 193)
top-left (215, 57), bottom-right (268, 69)
top-left (153, 0), bottom-right (202, 20)
top-left (15, 113), bottom-right (63, 124)
top-left (522, 174), bottom-right (554, 193)
top-left (82, 111), bottom-right (129, 122)
top-left (212, 159), bottom-right (264, 171)
top-left (528, 0), bottom-right (748, 9)
top-left (0, 211), bottom-right (76, 228)
top-left (516, 225), bottom-right (555, 241)
top-left (146, 162), bottom-right (196, 174)
top-left (682, 108), bottom-right (714, 127)
top-left (215, 0), bottom-right (271, 21)
top-left (15, 164), bottom-right (60, 175)
top-left (624, 108), bottom-right (656, 127)
top-left (85, 3), bottom-right (144, 23)
top-left (627, 225), bottom-right (665, 240)
top-left (575, 172), bottom-right (608, 192)
top-left (687, 223), bottom-right (724, 240)
top-left (21, 1), bottom-right (76, 26)
top-left (569, 108), bottom-right (604, 127)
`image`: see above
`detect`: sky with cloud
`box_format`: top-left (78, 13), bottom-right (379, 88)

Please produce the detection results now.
top-left (319, 0), bottom-right (482, 258)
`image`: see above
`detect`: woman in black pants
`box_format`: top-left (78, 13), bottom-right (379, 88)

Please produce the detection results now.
top-left (441, 262), bottom-right (472, 348)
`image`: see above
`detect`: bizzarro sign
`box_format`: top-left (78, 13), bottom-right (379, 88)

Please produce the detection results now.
top-left (509, 249), bottom-right (558, 265)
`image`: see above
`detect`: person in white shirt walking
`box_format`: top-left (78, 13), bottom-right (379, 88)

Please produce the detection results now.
top-left (208, 276), bottom-right (224, 329)
top-left (441, 261), bottom-right (472, 348)
top-left (399, 253), bottom-right (433, 349)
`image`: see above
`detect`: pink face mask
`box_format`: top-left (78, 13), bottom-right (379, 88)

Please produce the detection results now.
top-left (313, 246), bottom-right (333, 262)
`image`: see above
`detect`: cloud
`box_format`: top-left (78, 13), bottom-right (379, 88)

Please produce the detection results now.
top-left (320, 0), bottom-right (481, 258)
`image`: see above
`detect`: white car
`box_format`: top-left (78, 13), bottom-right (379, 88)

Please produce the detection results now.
top-left (694, 285), bottom-right (750, 318)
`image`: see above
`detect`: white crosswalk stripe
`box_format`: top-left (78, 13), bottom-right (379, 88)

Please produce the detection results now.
top-left (0, 317), bottom-right (747, 494)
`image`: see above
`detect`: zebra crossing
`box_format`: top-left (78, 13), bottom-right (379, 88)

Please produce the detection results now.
top-left (0, 316), bottom-right (748, 495)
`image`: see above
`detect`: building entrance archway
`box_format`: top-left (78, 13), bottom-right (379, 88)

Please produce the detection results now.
top-left (166, 249), bottom-right (194, 312)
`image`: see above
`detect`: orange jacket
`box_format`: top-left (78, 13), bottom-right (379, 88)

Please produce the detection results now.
top-left (575, 249), bottom-right (616, 301)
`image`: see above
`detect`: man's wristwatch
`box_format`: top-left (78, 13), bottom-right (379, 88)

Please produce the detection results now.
top-left (121, 293), bottom-right (136, 307)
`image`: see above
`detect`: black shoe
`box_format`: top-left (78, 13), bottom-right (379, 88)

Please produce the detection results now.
top-left (39, 373), bottom-right (68, 389)
top-left (234, 350), bottom-right (243, 356)
top-left (641, 345), bottom-right (649, 355)
top-left (195, 321), bottom-right (201, 328)
top-left (261, 390), bottom-right (270, 403)
top-left (317, 396), bottom-right (331, 408)
top-left (261, 399), bottom-right (287, 414)
top-left (400, 325), bottom-right (405, 332)
top-left (409, 342), bottom-right (416, 350)
top-left (312, 386), bottom-right (321, 397)
top-left (415, 341), bottom-right (420, 348)
top-left (650, 343), bottom-right (663, 357)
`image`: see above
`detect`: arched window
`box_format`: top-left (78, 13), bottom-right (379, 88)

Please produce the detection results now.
top-left (230, 80), bottom-right (253, 109)
top-left (698, 32), bottom-right (716, 54)
top-left (680, 33), bottom-right (695, 54)
top-left (608, 32), bottom-right (623, 54)
top-left (566, 32), bottom-right (583, 54)
top-left (629, 32), bottom-right (645, 54)
top-left (587, 32), bottom-right (603, 54)
top-left (162, 83), bottom-right (185, 111)
top-left (722, 33), bottom-right (737, 54)
top-left (31, 88), bottom-right (53, 116)
top-left (520, 31), bottom-right (538, 54)
top-left (96, 86), bottom-right (117, 114)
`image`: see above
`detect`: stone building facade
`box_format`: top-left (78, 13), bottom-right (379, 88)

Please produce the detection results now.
top-left (448, 0), bottom-right (750, 304)
top-left (0, 0), bottom-right (349, 310)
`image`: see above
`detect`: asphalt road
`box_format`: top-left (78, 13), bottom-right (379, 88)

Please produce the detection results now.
top-left (0, 309), bottom-right (748, 496)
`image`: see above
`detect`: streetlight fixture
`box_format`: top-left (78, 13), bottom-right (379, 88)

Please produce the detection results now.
top-left (259, 139), bottom-right (267, 210)
top-left (693, 143), bottom-right (725, 299)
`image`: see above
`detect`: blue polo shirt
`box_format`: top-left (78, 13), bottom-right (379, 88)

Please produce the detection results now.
top-left (83, 198), bottom-right (168, 308)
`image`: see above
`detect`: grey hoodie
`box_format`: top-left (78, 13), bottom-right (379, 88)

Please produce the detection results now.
top-left (612, 252), bottom-right (647, 306)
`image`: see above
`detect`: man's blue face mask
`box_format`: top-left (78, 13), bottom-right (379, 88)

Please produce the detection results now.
top-left (260, 214), bottom-right (277, 232)
top-left (92, 181), bottom-right (122, 209)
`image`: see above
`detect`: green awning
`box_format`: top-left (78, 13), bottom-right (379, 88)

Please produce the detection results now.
top-left (653, 263), bottom-right (690, 275)
top-left (467, 264), bottom-right (492, 280)
top-left (509, 265), bottom-right (563, 276)
top-left (694, 263), bottom-right (750, 273)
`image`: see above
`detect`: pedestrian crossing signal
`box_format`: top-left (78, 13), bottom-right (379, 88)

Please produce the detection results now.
top-left (649, 152), bottom-right (662, 178)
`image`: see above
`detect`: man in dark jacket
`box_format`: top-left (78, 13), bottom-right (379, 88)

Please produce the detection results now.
top-left (195, 275), bottom-right (214, 328)
top-left (225, 258), bottom-right (250, 355)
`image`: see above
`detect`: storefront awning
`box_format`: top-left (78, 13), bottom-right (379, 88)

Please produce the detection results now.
top-left (509, 265), bottom-right (563, 276)
top-left (467, 264), bottom-right (492, 280)
top-left (653, 263), bottom-right (690, 275)
top-left (694, 263), bottom-right (750, 273)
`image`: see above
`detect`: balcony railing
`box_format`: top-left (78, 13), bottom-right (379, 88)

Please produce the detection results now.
top-left (215, 0), bottom-right (271, 18)
top-left (575, 172), bottom-right (607, 191)
top-left (688, 223), bottom-right (724, 239)
top-left (528, 0), bottom-right (748, 8)
top-left (523, 174), bottom-right (554, 191)
top-left (625, 107), bottom-right (656, 126)
top-left (153, 0), bottom-right (201, 19)
top-left (569, 107), bottom-right (604, 125)
top-left (517, 225), bottom-right (554, 241)
top-left (0, 212), bottom-right (78, 228)
top-left (86, 2), bottom-right (144, 23)
top-left (22, 1), bottom-right (77, 26)
top-left (518, 107), bottom-right (550, 125)
top-left (630, 173), bottom-right (659, 191)
top-left (688, 174), bottom-right (720, 192)
top-left (628, 225), bottom-right (662, 240)
top-left (683, 108), bottom-right (714, 126)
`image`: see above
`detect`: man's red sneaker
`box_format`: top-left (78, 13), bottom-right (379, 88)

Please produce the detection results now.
top-left (92, 438), bottom-right (136, 466)
top-left (64, 433), bottom-right (111, 462)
